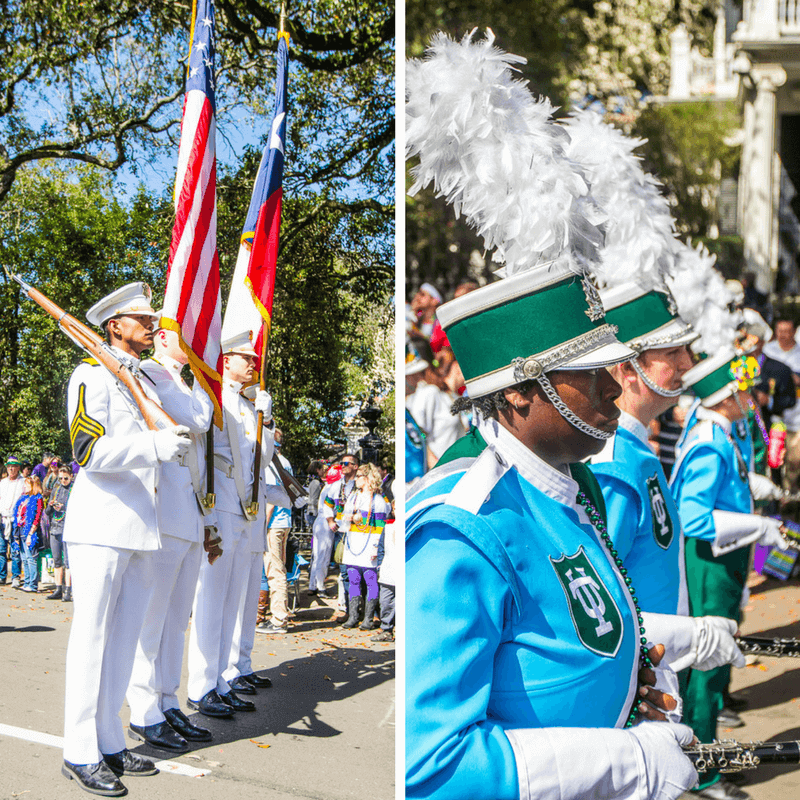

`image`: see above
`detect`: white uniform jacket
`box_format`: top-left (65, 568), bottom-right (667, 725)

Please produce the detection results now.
top-left (64, 353), bottom-right (161, 550)
top-left (214, 379), bottom-right (276, 519)
top-left (140, 355), bottom-right (215, 540)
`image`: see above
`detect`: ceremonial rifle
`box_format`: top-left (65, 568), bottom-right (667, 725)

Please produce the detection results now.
top-left (9, 272), bottom-right (178, 431)
top-left (684, 739), bottom-right (800, 773)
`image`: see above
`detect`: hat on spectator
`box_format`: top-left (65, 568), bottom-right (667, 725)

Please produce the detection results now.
top-left (86, 282), bottom-right (159, 327)
top-left (419, 282), bottom-right (443, 304)
top-left (5, 455), bottom-right (20, 466)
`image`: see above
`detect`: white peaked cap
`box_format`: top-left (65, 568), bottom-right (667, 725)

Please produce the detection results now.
top-left (221, 329), bottom-right (257, 357)
top-left (86, 282), bottom-right (159, 327)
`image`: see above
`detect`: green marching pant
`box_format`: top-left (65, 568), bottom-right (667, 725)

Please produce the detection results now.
top-left (682, 537), bottom-right (750, 791)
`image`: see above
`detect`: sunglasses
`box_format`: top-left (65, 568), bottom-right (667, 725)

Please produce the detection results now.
top-left (342, 461), bottom-right (357, 467)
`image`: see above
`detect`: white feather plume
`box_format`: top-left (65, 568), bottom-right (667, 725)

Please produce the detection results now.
top-left (667, 241), bottom-right (740, 355)
top-left (406, 29), bottom-right (606, 276)
top-left (562, 109), bottom-right (678, 292)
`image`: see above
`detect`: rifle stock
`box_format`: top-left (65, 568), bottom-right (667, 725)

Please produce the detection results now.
top-left (12, 274), bottom-right (177, 432)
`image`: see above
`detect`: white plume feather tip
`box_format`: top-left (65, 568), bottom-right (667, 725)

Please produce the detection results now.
top-left (406, 30), bottom-right (606, 277)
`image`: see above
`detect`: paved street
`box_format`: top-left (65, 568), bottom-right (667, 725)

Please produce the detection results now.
top-left (0, 575), bottom-right (395, 800)
top-left (680, 571), bottom-right (800, 799)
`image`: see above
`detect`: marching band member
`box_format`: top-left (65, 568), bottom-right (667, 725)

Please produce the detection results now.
top-left (125, 323), bottom-right (217, 752)
top-left (671, 351), bottom-right (787, 800)
top-left (62, 283), bottom-right (190, 796)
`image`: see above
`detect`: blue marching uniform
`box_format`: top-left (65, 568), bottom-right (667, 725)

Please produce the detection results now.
top-left (590, 411), bottom-right (688, 616)
top-left (670, 408), bottom-right (753, 789)
top-left (406, 421), bottom-right (641, 800)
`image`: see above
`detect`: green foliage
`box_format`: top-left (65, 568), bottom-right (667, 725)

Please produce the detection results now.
top-left (633, 101), bottom-right (741, 237)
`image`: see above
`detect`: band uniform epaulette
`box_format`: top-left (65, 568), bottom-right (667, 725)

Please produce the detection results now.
top-left (81, 357), bottom-right (100, 366)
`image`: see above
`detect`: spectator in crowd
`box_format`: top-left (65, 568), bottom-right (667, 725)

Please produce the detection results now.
top-left (12, 474), bottom-right (45, 593)
top-left (341, 463), bottom-right (391, 630)
top-left (763, 316), bottom-right (800, 512)
top-left (372, 496), bottom-right (395, 642)
top-left (259, 429), bottom-right (294, 635)
top-left (406, 335), bottom-right (467, 468)
top-left (0, 455), bottom-right (25, 586)
top-left (46, 465), bottom-right (74, 602)
top-left (32, 451), bottom-right (55, 482)
top-left (409, 282), bottom-right (442, 339)
top-left (379, 459), bottom-right (394, 503)
top-left (305, 460), bottom-right (325, 531)
top-left (42, 457), bottom-right (61, 499)
top-left (745, 312), bottom-right (796, 427)
top-left (21, 462), bottom-right (32, 478)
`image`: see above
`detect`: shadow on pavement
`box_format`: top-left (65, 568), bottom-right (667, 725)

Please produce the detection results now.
top-left (729, 667), bottom-right (800, 712)
top-left (128, 645), bottom-right (395, 757)
top-left (0, 625), bottom-right (56, 633)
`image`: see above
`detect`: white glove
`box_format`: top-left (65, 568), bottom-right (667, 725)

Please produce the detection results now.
top-left (628, 722), bottom-right (698, 800)
top-left (758, 517), bottom-right (786, 549)
top-left (749, 472), bottom-right (783, 501)
top-left (649, 657), bottom-right (683, 723)
top-left (294, 495), bottom-right (309, 509)
top-left (506, 723), bottom-right (697, 800)
top-left (690, 616), bottom-right (745, 671)
top-left (153, 425), bottom-right (191, 462)
top-left (255, 390), bottom-right (273, 422)
top-left (711, 510), bottom-right (773, 555)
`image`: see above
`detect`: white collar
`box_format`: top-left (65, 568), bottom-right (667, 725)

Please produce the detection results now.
top-left (617, 410), bottom-right (650, 446)
top-left (224, 378), bottom-right (243, 394)
top-left (476, 415), bottom-right (579, 507)
top-left (696, 406), bottom-right (732, 434)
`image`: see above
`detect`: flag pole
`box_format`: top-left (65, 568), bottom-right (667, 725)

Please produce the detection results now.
top-left (249, 322), bottom-right (269, 515)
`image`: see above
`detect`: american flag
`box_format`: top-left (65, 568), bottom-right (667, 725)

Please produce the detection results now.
top-left (162, 0), bottom-right (223, 427)
top-left (221, 33), bottom-right (289, 363)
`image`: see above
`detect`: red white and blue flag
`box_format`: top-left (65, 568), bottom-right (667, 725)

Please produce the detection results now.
top-left (162, 0), bottom-right (224, 427)
top-left (222, 33), bottom-right (289, 363)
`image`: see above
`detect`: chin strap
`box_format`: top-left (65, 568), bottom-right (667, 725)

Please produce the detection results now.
top-left (631, 356), bottom-right (683, 398)
top-left (537, 372), bottom-right (613, 440)
top-left (734, 392), bottom-right (749, 419)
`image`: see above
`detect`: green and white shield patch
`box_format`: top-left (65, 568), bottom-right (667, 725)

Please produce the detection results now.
top-left (550, 546), bottom-right (624, 658)
top-left (646, 473), bottom-right (674, 550)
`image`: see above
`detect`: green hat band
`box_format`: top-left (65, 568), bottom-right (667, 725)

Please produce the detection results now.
top-left (692, 361), bottom-right (736, 400)
top-left (445, 276), bottom-right (605, 384)
top-left (603, 291), bottom-right (675, 346)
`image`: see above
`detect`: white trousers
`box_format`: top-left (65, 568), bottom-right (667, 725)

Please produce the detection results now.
top-left (63, 543), bottom-right (155, 764)
top-left (187, 511), bottom-right (250, 700)
top-left (308, 513), bottom-right (334, 592)
top-left (223, 550), bottom-right (262, 682)
top-left (126, 534), bottom-right (203, 726)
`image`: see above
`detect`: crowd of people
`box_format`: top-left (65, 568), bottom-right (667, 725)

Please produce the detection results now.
top-left (0, 281), bottom-right (394, 798)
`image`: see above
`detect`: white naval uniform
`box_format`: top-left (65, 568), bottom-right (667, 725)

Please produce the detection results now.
top-left (126, 356), bottom-right (215, 727)
top-left (223, 446), bottom-right (292, 684)
top-left (62, 352), bottom-right (163, 764)
top-left (187, 378), bottom-right (275, 701)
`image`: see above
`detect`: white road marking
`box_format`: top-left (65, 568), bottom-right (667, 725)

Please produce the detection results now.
top-left (0, 723), bottom-right (209, 778)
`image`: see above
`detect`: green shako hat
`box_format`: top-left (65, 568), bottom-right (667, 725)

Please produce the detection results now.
top-left (683, 348), bottom-right (758, 408)
top-left (437, 265), bottom-right (634, 399)
top-left (600, 282), bottom-right (697, 353)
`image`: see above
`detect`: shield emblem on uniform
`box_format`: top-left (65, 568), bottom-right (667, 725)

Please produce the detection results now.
top-left (550, 546), bottom-right (624, 658)
top-left (646, 473), bottom-right (674, 550)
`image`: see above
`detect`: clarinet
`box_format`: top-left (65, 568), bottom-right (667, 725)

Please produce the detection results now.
top-left (684, 740), bottom-right (800, 772)
top-left (735, 635), bottom-right (800, 658)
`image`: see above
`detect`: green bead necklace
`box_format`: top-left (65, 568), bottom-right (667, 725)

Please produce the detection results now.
top-left (576, 491), bottom-right (651, 728)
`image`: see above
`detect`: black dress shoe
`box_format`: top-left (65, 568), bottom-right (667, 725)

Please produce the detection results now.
top-left (229, 675), bottom-right (257, 695)
top-left (62, 760), bottom-right (127, 797)
top-left (102, 750), bottom-right (158, 778)
top-left (129, 721), bottom-right (189, 753)
top-left (243, 672), bottom-right (273, 688)
top-left (187, 689), bottom-right (234, 718)
top-left (163, 708), bottom-right (212, 742)
top-left (219, 690), bottom-right (256, 712)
